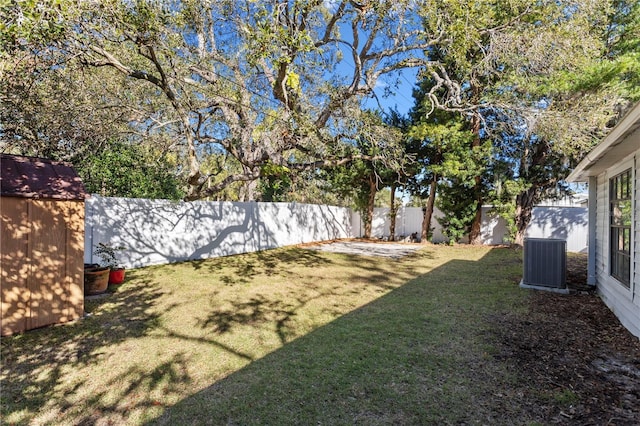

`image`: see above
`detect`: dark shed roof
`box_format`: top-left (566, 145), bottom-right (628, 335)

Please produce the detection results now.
top-left (0, 154), bottom-right (88, 200)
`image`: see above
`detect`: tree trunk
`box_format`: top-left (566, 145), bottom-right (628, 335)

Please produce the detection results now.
top-left (389, 182), bottom-right (397, 241)
top-left (240, 173), bottom-right (258, 201)
top-left (513, 137), bottom-right (548, 245)
top-left (363, 174), bottom-right (377, 239)
top-left (421, 176), bottom-right (437, 244)
top-left (468, 101), bottom-right (483, 245)
top-left (469, 186), bottom-right (483, 245)
top-left (514, 186), bottom-right (537, 246)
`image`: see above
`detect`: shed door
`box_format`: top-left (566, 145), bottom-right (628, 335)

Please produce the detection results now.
top-left (1, 198), bottom-right (84, 335)
top-left (28, 200), bottom-right (84, 330)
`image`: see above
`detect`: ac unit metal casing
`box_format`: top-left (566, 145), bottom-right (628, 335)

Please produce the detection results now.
top-left (522, 238), bottom-right (567, 289)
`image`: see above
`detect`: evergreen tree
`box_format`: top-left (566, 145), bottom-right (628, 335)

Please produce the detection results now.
top-left (77, 141), bottom-right (184, 200)
top-left (406, 77), bottom-right (481, 243)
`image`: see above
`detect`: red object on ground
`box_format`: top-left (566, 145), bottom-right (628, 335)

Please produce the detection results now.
top-left (109, 268), bottom-right (126, 285)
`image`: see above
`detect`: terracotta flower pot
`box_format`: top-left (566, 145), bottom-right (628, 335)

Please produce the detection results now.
top-left (84, 267), bottom-right (110, 295)
top-left (109, 268), bottom-right (126, 285)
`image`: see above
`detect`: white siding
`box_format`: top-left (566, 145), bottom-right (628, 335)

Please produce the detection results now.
top-left (594, 148), bottom-right (640, 338)
top-left (595, 173), bottom-right (608, 286)
top-left (635, 154), bottom-right (640, 308)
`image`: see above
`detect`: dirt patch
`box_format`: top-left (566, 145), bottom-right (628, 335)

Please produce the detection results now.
top-left (490, 253), bottom-right (640, 424)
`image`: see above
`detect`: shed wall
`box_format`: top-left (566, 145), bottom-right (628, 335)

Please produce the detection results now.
top-left (1, 197), bottom-right (84, 336)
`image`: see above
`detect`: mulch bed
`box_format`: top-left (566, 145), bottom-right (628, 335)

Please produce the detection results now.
top-left (490, 253), bottom-right (640, 424)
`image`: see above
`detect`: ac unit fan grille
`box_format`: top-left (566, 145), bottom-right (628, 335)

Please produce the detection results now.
top-left (523, 238), bottom-right (566, 289)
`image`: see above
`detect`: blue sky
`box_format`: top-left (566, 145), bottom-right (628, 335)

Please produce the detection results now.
top-left (368, 68), bottom-right (419, 116)
top-left (329, 14), bottom-right (423, 118)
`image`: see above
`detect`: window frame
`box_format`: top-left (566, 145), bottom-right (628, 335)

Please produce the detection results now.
top-left (609, 168), bottom-right (633, 288)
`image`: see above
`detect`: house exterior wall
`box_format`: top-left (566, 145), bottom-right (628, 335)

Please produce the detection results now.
top-left (593, 147), bottom-right (640, 338)
top-left (636, 154), bottom-right (640, 308)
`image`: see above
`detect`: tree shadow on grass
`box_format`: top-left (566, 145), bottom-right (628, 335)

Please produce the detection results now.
top-left (189, 247), bottom-right (333, 286)
top-left (1, 244), bottom-right (451, 425)
top-left (151, 249), bottom-right (528, 425)
top-left (193, 247), bottom-right (437, 346)
top-left (73, 353), bottom-right (193, 425)
top-left (196, 281), bottom-right (351, 346)
top-left (0, 269), bottom-right (170, 423)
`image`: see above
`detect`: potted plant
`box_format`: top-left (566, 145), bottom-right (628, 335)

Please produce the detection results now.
top-left (84, 262), bottom-right (110, 295)
top-left (94, 242), bottom-right (127, 285)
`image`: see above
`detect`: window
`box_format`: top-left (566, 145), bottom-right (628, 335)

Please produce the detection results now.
top-left (610, 169), bottom-right (632, 287)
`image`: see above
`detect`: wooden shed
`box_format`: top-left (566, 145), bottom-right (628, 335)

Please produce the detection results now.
top-left (1, 154), bottom-right (87, 336)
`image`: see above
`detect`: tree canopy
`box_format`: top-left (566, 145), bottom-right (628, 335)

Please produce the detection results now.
top-left (404, 0), bottom-right (639, 244)
top-left (3, 0), bottom-right (441, 200)
top-left (1, 0), bottom-right (638, 244)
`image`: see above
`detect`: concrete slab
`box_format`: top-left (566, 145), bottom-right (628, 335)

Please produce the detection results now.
top-left (304, 240), bottom-right (422, 259)
top-left (519, 280), bottom-right (570, 294)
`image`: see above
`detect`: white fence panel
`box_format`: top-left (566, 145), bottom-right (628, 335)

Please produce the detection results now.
top-left (479, 207), bottom-right (508, 245)
top-left (525, 207), bottom-right (588, 253)
top-left (85, 196), bottom-right (352, 268)
top-left (352, 205), bottom-right (588, 252)
top-left (85, 195), bottom-right (588, 269)
top-left (400, 207), bottom-right (424, 237)
top-left (352, 207), bottom-right (448, 242)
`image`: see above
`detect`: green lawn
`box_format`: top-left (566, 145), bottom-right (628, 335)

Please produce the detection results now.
top-left (1, 245), bottom-right (528, 425)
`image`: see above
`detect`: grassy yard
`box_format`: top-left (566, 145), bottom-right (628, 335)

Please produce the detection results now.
top-left (1, 245), bottom-right (528, 425)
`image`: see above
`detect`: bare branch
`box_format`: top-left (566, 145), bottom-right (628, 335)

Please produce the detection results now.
top-left (186, 168), bottom-right (261, 201)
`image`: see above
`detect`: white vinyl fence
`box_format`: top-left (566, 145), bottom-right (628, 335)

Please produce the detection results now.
top-left (352, 205), bottom-right (588, 252)
top-left (85, 195), bottom-right (352, 268)
top-left (86, 196), bottom-right (588, 269)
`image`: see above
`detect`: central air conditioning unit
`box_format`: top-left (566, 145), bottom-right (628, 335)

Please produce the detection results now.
top-left (521, 238), bottom-right (567, 291)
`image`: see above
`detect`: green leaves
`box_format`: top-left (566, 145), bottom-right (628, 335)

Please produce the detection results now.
top-left (260, 161), bottom-right (291, 178)
top-left (4, 0), bottom-right (636, 209)
top-left (77, 141), bottom-right (184, 200)
top-left (0, 0), bottom-right (70, 51)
